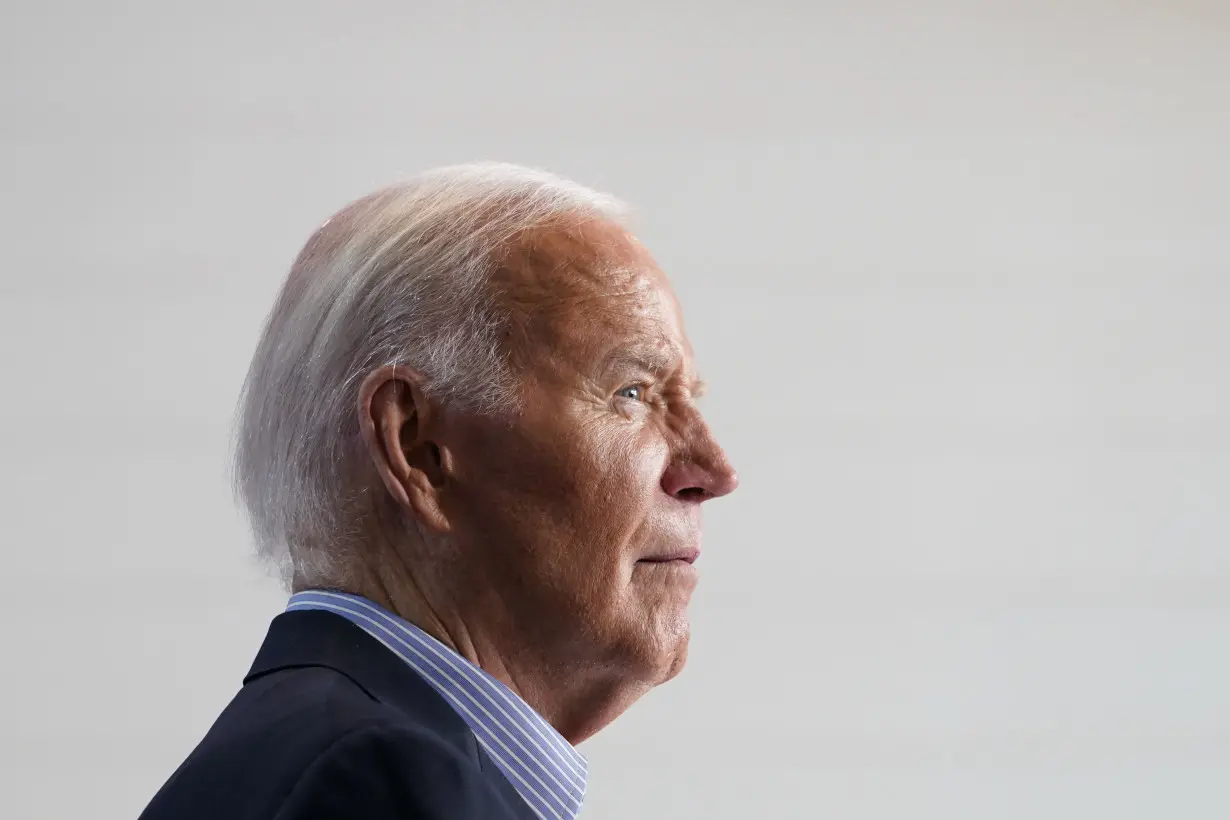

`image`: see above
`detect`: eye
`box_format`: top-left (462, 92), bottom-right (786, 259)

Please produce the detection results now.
top-left (615, 384), bottom-right (646, 402)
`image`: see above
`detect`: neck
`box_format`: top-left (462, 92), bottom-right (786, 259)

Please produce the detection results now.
top-left (337, 535), bottom-right (645, 744)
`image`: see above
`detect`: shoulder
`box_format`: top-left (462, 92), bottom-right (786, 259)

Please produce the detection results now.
top-left (143, 666), bottom-right (512, 820)
top-left (274, 723), bottom-right (517, 819)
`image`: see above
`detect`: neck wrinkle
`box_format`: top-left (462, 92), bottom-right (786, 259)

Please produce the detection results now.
top-left (345, 527), bottom-right (643, 747)
top-left (356, 534), bottom-right (543, 718)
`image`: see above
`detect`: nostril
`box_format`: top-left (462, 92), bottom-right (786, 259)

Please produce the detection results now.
top-left (676, 486), bottom-right (710, 502)
top-left (661, 459), bottom-right (736, 502)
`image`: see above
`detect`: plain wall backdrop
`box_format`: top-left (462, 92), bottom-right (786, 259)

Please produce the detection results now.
top-left (2, 1), bottom-right (1228, 818)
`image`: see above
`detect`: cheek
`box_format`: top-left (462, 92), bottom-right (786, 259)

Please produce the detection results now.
top-left (513, 418), bottom-right (669, 583)
top-left (458, 412), bottom-right (669, 579)
top-left (580, 420), bottom-right (669, 521)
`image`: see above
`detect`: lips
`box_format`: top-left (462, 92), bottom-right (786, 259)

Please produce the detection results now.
top-left (637, 547), bottom-right (700, 565)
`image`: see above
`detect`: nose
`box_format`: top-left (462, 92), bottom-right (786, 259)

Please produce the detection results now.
top-left (660, 454), bottom-right (739, 502)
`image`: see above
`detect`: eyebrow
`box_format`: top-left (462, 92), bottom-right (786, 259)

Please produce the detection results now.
top-left (607, 346), bottom-right (678, 376)
top-left (602, 343), bottom-right (707, 394)
top-left (602, 341), bottom-right (677, 376)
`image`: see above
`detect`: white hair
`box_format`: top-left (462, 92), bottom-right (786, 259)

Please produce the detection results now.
top-left (232, 162), bottom-right (628, 588)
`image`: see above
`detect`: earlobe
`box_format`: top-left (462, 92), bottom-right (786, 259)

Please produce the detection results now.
top-left (357, 366), bottom-right (452, 534)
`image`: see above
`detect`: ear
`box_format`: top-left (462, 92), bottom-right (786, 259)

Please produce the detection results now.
top-left (357, 365), bottom-right (452, 534)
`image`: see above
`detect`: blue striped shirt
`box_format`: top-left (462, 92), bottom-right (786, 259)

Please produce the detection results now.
top-left (286, 590), bottom-right (587, 820)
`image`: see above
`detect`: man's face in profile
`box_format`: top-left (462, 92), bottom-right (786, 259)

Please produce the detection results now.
top-left (439, 218), bottom-right (737, 688)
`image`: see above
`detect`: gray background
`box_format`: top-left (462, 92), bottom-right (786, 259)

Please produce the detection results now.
top-left (2, 1), bottom-right (1228, 817)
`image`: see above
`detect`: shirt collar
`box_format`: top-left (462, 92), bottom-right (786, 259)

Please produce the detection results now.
top-left (286, 590), bottom-right (587, 820)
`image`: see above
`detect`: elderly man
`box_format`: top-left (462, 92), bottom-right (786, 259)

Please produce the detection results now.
top-left (139, 163), bottom-right (738, 820)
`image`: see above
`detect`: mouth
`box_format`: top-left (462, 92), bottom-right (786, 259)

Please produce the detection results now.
top-left (637, 548), bottom-right (700, 566)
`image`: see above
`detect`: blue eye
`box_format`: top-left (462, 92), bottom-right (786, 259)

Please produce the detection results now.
top-left (616, 385), bottom-right (645, 402)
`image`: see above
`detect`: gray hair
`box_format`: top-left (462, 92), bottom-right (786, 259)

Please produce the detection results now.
top-left (232, 162), bottom-right (628, 588)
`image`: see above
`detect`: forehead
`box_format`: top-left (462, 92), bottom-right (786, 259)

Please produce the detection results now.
top-left (494, 219), bottom-right (691, 370)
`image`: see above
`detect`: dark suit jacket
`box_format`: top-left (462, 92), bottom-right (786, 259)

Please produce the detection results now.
top-left (139, 610), bottom-right (536, 819)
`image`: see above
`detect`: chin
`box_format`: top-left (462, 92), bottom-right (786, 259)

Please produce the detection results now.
top-left (605, 584), bottom-right (695, 686)
top-left (658, 633), bottom-right (691, 684)
top-left (640, 609), bottom-right (692, 686)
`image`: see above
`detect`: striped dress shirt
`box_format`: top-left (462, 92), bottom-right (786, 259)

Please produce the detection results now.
top-left (286, 590), bottom-right (588, 820)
